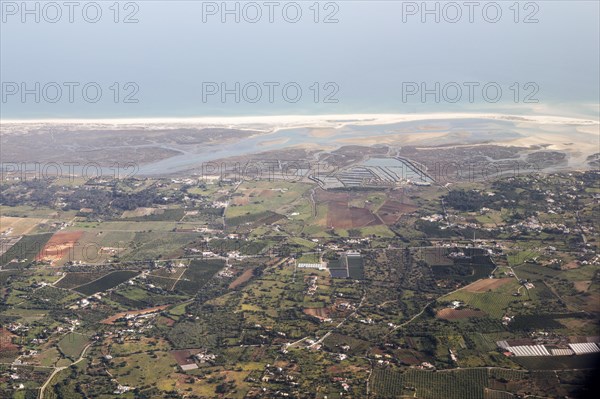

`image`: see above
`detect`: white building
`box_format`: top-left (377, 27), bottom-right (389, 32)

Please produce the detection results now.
top-left (297, 262), bottom-right (327, 270)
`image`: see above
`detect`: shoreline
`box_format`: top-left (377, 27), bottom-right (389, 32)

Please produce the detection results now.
top-left (1, 112), bottom-right (598, 130)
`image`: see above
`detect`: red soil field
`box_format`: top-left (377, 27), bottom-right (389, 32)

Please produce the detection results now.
top-left (464, 278), bottom-right (513, 293)
top-left (436, 308), bottom-right (486, 320)
top-left (379, 200), bottom-right (418, 214)
top-left (36, 230), bottom-right (84, 265)
top-left (229, 268), bottom-right (255, 289)
top-left (231, 196), bottom-right (249, 206)
top-left (0, 328), bottom-right (18, 352)
top-left (157, 316), bottom-right (176, 327)
top-left (259, 189), bottom-right (276, 198)
top-left (304, 307), bottom-right (331, 320)
top-left (315, 189), bottom-right (350, 203)
top-left (170, 349), bottom-right (198, 366)
top-left (377, 200), bottom-right (419, 224)
top-left (327, 202), bottom-right (381, 229)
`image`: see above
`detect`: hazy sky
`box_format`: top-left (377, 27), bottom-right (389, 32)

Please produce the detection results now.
top-left (1, 0), bottom-right (599, 119)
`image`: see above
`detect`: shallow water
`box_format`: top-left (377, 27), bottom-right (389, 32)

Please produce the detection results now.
top-left (137, 118), bottom-right (521, 175)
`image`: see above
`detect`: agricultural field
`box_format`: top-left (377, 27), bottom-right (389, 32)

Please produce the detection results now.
top-left (54, 271), bottom-right (111, 289)
top-left (120, 207), bottom-right (186, 221)
top-left (464, 278), bottom-right (513, 293)
top-left (174, 259), bottom-right (225, 295)
top-left (36, 230), bottom-right (85, 265)
top-left (0, 168), bottom-right (598, 398)
top-left (0, 216), bottom-right (45, 236)
top-left (346, 255), bottom-right (365, 279)
top-left (0, 328), bottom-right (19, 362)
top-left (225, 181), bottom-right (312, 229)
top-left (74, 270), bottom-right (139, 295)
top-left (124, 231), bottom-right (200, 261)
top-left (57, 332), bottom-right (90, 360)
top-left (436, 308), bottom-right (486, 320)
top-left (439, 278), bottom-right (526, 318)
top-left (372, 368), bottom-right (489, 399)
top-left (0, 232), bottom-right (54, 268)
top-left (372, 367), bottom-right (596, 398)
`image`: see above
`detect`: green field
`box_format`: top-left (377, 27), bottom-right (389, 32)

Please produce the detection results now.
top-left (174, 259), bottom-right (225, 295)
top-left (55, 271), bottom-right (110, 289)
top-left (124, 231), bottom-right (199, 261)
top-left (372, 368), bottom-right (489, 399)
top-left (120, 208), bottom-right (186, 221)
top-left (58, 332), bottom-right (89, 360)
top-left (439, 280), bottom-right (525, 318)
top-left (74, 270), bottom-right (139, 295)
top-left (347, 255), bottom-right (365, 280)
top-left (0, 233), bottom-right (53, 268)
top-left (515, 353), bottom-right (600, 370)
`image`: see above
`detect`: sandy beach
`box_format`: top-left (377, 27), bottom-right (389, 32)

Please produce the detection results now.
top-left (1, 112), bottom-right (598, 134)
top-left (2, 112), bottom-right (597, 173)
